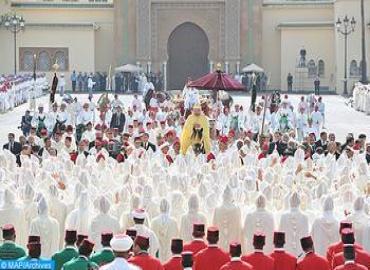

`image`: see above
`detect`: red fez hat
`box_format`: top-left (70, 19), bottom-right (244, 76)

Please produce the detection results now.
top-left (28, 235), bottom-right (41, 243)
top-left (27, 242), bottom-right (41, 252)
top-left (181, 252), bottom-right (193, 268)
top-left (80, 239), bottom-right (95, 254)
top-left (193, 223), bottom-right (205, 237)
top-left (135, 235), bottom-right (150, 250)
top-left (207, 226), bottom-right (219, 239)
top-left (207, 153), bottom-right (216, 163)
top-left (101, 231), bottom-right (113, 243)
top-left (66, 125), bottom-right (73, 132)
top-left (2, 224), bottom-right (15, 236)
top-left (126, 229), bottom-right (137, 240)
top-left (341, 228), bottom-right (355, 244)
top-left (65, 230), bottom-right (77, 242)
top-left (218, 136), bottom-right (228, 144)
top-left (300, 236), bottom-right (314, 250)
top-left (171, 239), bottom-right (183, 254)
top-left (229, 242), bottom-right (242, 257)
top-left (340, 221), bottom-right (352, 233)
top-left (76, 234), bottom-right (88, 246)
top-left (273, 231), bottom-right (285, 245)
top-left (253, 232), bottom-right (266, 247)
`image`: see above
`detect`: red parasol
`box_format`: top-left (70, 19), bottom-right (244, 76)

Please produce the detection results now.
top-left (188, 65), bottom-right (245, 91)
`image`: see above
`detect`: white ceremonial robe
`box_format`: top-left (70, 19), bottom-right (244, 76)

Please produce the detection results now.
top-left (89, 213), bottom-right (120, 250)
top-left (243, 208), bottom-right (275, 253)
top-left (48, 197), bottom-right (68, 249)
top-left (213, 203), bottom-right (243, 251)
top-left (100, 257), bottom-right (140, 270)
top-left (0, 204), bottom-right (27, 246)
top-left (179, 211), bottom-right (208, 243)
top-left (311, 212), bottom-right (339, 256)
top-left (132, 223), bottom-right (160, 257)
top-left (151, 215), bottom-right (179, 262)
top-left (346, 210), bottom-right (369, 248)
top-left (279, 208), bottom-right (309, 256)
top-left (29, 214), bottom-right (60, 258)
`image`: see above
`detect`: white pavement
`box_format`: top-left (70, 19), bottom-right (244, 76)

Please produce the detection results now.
top-left (0, 93), bottom-right (369, 146)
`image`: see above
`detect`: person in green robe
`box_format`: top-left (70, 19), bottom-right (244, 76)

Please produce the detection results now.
top-left (0, 224), bottom-right (26, 260)
top-left (62, 239), bottom-right (98, 270)
top-left (52, 230), bottom-right (79, 270)
top-left (90, 231), bottom-right (115, 266)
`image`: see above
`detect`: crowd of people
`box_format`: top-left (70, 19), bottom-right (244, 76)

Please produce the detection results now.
top-left (0, 87), bottom-right (369, 270)
top-left (353, 83), bottom-right (370, 115)
top-left (0, 74), bottom-right (46, 113)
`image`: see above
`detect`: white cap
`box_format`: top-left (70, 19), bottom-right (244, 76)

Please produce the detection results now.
top-left (110, 234), bottom-right (133, 252)
top-left (132, 208), bottom-right (146, 219)
top-left (160, 142), bottom-right (170, 150)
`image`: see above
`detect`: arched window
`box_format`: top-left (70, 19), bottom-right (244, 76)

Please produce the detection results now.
top-left (38, 51), bottom-right (51, 71)
top-left (318, 60), bottom-right (325, 77)
top-left (22, 51), bottom-right (34, 71)
top-left (54, 51), bottom-right (66, 71)
top-left (350, 60), bottom-right (358, 76)
top-left (308, 60), bottom-right (316, 77)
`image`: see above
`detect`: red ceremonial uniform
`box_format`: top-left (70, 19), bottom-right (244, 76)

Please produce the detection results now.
top-left (129, 252), bottom-right (164, 270)
top-left (334, 262), bottom-right (367, 270)
top-left (194, 245), bottom-right (230, 270)
top-left (163, 255), bottom-right (182, 270)
top-left (327, 243), bottom-right (363, 266)
top-left (220, 258), bottom-right (253, 270)
top-left (242, 251), bottom-right (274, 270)
top-left (332, 249), bottom-right (370, 270)
top-left (183, 240), bottom-right (207, 256)
top-left (270, 249), bottom-right (297, 270)
top-left (297, 252), bottom-right (330, 270)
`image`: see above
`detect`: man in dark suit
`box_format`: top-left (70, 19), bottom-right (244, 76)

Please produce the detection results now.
top-left (141, 132), bottom-right (156, 152)
top-left (110, 106), bottom-right (126, 133)
top-left (315, 131), bottom-right (328, 152)
top-left (3, 133), bottom-right (22, 156)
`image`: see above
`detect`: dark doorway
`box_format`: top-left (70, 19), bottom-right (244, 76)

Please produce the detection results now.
top-left (167, 22), bottom-right (209, 90)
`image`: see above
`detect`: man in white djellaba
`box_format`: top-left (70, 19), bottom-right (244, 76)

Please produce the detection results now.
top-left (0, 189), bottom-right (27, 246)
top-left (243, 194), bottom-right (275, 253)
top-left (65, 191), bottom-right (91, 234)
top-left (346, 196), bottom-right (369, 249)
top-left (279, 192), bottom-right (309, 256)
top-left (310, 196), bottom-right (339, 256)
top-left (213, 185), bottom-right (243, 251)
top-left (89, 195), bottom-right (120, 250)
top-left (179, 194), bottom-right (208, 243)
top-left (29, 196), bottom-right (60, 258)
top-left (151, 198), bottom-right (179, 262)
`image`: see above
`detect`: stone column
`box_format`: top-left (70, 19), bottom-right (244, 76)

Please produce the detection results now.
top-left (147, 61), bottom-right (151, 74)
top-left (209, 61), bottom-right (214, 72)
top-left (236, 61), bottom-right (240, 74)
top-left (163, 61), bottom-right (167, 91)
top-left (225, 62), bottom-right (229, 74)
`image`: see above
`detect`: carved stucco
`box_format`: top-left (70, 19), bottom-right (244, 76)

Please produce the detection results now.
top-left (136, 0), bottom-right (241, 67)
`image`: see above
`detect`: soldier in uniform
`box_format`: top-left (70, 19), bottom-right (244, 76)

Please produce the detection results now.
top-left (297, 236), bottom-right (330, 270)
top-left (163, 239), bottom-right (183, 270)
top-left (52, 230), bottom-right (79, 270)
top-left (269, 232), bottom-right (297, 270)
top-left (128, 235), bottom-right (163, 270)
top-left (62, 239), bottom-right (98, 270)
top-left (241, 233), bottom-right (274, 270)
top-left (183, 224), bottom-right (207, 256)
top-left (0, 224), bottom-right (26, 260)
top-left (19, 236), bottom-right (43, 260)
top-left (90, 231), bottom-right (115, 266)
top-left (220, 242), bottom-right (253, 270)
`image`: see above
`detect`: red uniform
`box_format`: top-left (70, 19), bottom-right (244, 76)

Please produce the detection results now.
top-left (297, 252), bottom-right (330, 270)
top-left (270, 249), bottom-right (297, 270)
top-left (163, 255), bottom-right (182, 270)
top-left (327, 243), bottom-right (363, 266)
top-left (183, 240), bottom-right (207, 256)
top-left (241, 251), bottom-right (274, 270)
top-left (129, 253), bottom-right (164, 270)
top-left (332, 249), bottom-right (370, 270)
top-left (334, 262), bottom-right (367, 270)
top-left (194, 246), bottom-right (230, 270)
top-left (220, 258), bottom-right (253, 270)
